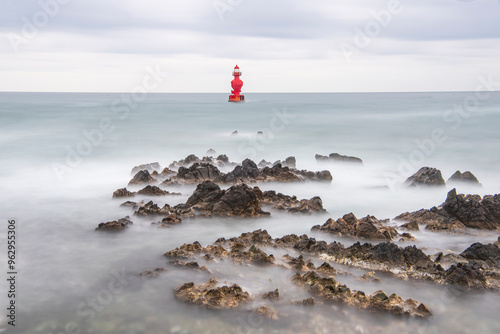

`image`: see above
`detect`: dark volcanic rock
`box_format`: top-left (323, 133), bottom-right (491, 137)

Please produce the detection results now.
top-left (262, 191), bottom-right (326, 214)
top-left (315, 153), bottom-right (363, 164)
top-left (175, 278), bottom-right (251, 309)
top-left (312, 213), bottom-right (399, 241)
top-left (112, 188), bottom-right (135, 198)
top-left (443, 188), bottom-right (500, 230)
top-left (131, 162), bottom-right (161, 175)
top-left (177, 163), bottom-right (222, 183)
top-left (395, 206), bottom-right (466, 233)
top-left (460, 242), bottom-right (500, 268)
top-left (137, 185), bottom-right (169, 196)
top-left (444, 263), bottom-right (487, 288)
top-left (96, 216), bottom-right (133, 231)
top-left (403, 167), bottom-right (445, 187)
top-left (128, 170), bottom-right (157, 186)
top-left (447, 171), bottom-right (481, 186)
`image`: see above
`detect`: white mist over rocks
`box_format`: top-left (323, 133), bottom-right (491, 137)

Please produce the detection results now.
top-left (1, 92), bottom-right (500, 333)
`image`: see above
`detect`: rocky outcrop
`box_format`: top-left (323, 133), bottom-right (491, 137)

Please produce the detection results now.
top-left (447, 171), bottom-right (482, 186)
top-left (175, 278), bottom-right (251, 310)
top-left (96, 216), bottom-right (133, 231)
top-left (403, 167), bottom-right (445, 187)
top-left (137, 185), bottom-right (180, 196)
top-left (131, 162), bottom-right (161, 175)
top-left (292, 271), bottom-right (431, 318)
top-left (312, 213), bottom-right (399, 241)
top-left (128, 170), bottom-right (157, 186)
top-left (112, 188), bottom-right (135, 198)
top-left (443, 188), bottom-right (500, 230)
top-left (399, 221), bottom-right (420, 231)
top-left (460, 242), bottom-right (500, 268)
top-left (395, 206), bottom-right (466, 233)
top-left (261, 191), bottom-right (326, 214)
top-left (177, 163), bottom-right (222, 183)
top-left (315, 153), bottom-right (363, 164)
top-left (293, 169), bottom-right (333, 182)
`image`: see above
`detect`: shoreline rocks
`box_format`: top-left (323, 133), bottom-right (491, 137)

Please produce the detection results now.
top-left (96, 216), bottom-right (133, 231)
top-left (315, 153), bottom-right (363, 164)
top-left (262, 191), bottom-right (326, 214)
top-left (447, 170), bottom-right (482, 187)
top-left (403, 167), bottom-right (445, 187)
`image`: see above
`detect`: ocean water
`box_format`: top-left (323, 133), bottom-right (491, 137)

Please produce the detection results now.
top-left (1, 92), bottom-right (500, 333)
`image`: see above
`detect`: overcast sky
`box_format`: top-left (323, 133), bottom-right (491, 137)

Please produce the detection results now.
top-left (1, 0), bottom-right (499, 92)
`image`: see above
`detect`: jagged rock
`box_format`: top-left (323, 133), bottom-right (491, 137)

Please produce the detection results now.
top-left (255, 305), bottom-right (278, 320)
top-left (403, 167), bottom-right (445, 187)
top-left (96, 216), bottom-right (133, 231)
top-left (262, 289), bottom-right (280, 301)
top-left (169, 260), bottom-right (211, 273)
top-left (399, 221), bottom-right (419, 231)
top-left (431, 253), bottom-right (468, 270)
top-left (137, 185), bottom-right (169, 196)
top-left (460, 242), bottom-right (500, 268)
top-left (294, 169), bottom-right (333, 182)
top-left (131, 162), bottom-right (161, 175)
top-left (128, 170), bottom-right (157, 186)
top-left (165, 241), bottom-right (203, 259)
top-left (282, 156), bottom-right (296, 168)
top-left (212, 183), bottom-right (269, 217)
top-left (447, 171), bottom-right (482, 186)
top-left (312, 213), bottom-right (398, 241)
top-left (160, 167), bottom-right (176, 177)
top-left (395, 206), bottom-right (466, 233)
top-left (315, 153), bottom-right (363, 164)
top-left (444, 263), bottom-right (487, 288)
top-left (134, 200), bottom-right (171, 216)
top-left (399, 233), bottom-right (416, 242)
top-left (230, 245), bottom-right (275, 265)
top-left (360, 271), bottom-right (380, 282)
top-left (443, 188), bottom-right (500, 230)
top-left (316, 262), bottom-right (337, 276)
top-left (112, 188), bottom-right (135, 198)
top-left (292, 298), bottom-right (315, 306)
top-left (262, 191), bottom-right (326, 214)
top-left (175, 278), bottom-right (251, 309)
top-left (216, 154), bottom-right (229, 164)
top-left (206, 148), bottom-right (216, 156)
top-left (292, 271), bottom-right (430, 318)
top-left (152, 214), bottom-right (182, 228)
top-left (177, 163), bottom-right (221, 183)
top-left (258, 159), bottom-right (271, 168)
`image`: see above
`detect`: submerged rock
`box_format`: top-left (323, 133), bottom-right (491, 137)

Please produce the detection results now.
top-left (131, 162), bottom-right (161, 175)
top-left (447, 171), bottom-right (482, 186)
top-left (128, 170), bottom-right (157, 186)
top-left (175, 278), bottom-right (251, 310)
top-left (137, 185), bottom-right (176, 196)
top-left (312, 213), bottom-right (399, 241)
top-left (403, 167), bottom-right (445, 187)
top-left (315, 153), bottom-right (363, 164)
top-left (96, 216), bottom-right (133, 231)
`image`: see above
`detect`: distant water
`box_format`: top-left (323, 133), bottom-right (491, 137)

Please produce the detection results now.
top-left (1, 92), bottom-right (500, 333)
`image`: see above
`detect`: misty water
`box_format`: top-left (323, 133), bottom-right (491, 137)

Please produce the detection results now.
top-left (1, 92), bottom-right (500, 333)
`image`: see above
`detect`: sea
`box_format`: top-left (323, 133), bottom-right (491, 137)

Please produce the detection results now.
top-left (1, 92), bottom-right (499, 333)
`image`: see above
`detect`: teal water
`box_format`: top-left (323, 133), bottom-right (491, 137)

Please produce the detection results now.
top-left (1, 92), bottom-right (500, 333)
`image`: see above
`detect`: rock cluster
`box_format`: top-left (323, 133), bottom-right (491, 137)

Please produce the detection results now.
top-left (95, 216), bottom-right (133, 231)
top-left (261, 191), bottom-right (326, 214)
top-left (447, 170), bottom-right (482, 186)
top-left (315, 153), bottom-right (363, 164)
top-left (312, 213), bottom-right (401, 241)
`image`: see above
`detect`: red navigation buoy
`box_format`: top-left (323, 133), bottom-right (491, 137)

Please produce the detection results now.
top-left (228, 65), bottom-right (245, 102)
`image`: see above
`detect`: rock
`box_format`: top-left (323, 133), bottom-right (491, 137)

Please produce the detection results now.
top-left (403, 167), bottom-right (445, 187)
top-left (399, 221), bottom-right (419, 231)
top-left (294, 169), bottom-right (333, 182)
top-left (313, 213), bottom-right (399, 241)
top-left (282, 156), bottom-right (296, 168)
top-left (174, 278), bottom-right (251, 309)
top-left (316, 262), bottom-right (338, 276)
top-left (165, 241), bottom-right (203, 259)
top-left (255, 305), bottom-right (278, 320)
top-left (360, 271), bottom-right (380, 282)
top-left (169, 260), bottom-right (211, 273)
top-left (131, 162), bottom-right (161, 175)
top-left (447, 171), bottom-right (482, 186)
top-left (257, 131), bottom-right (264, 135)
top-left (216, 154), bottom-right (229, 164)
top-left (96, 216), bottom-right (133, 231)
top-left (177, 163), bottom-right (221, 183)
top-left (460, 242), bottom-right (500, 268)
top-left (231, 130), bottom-right (238, 136)
top-left (212, 183), bottom-right (269, 217)
top-left (315, 153), bottom-right (363, 164)
top-left (292, 298), bottom-right (315, 306)
top-left (206, 148), bottom-right (216, 156)
top-left (258, 159), bottom-right (271, 168)
top-left (112, 188), bottom-right (135, 198)
top-left (399, 233), bottom-right (416, 242)
top-left (395, 206), bottom-right (466, 233)
top-left (444, 263), bottom-right (487, 288)
top-left (139, 268), bottom-right (167, 278)
top-left (134, 200), bottom-right (171, 216)
top-left (262, 191), bottom-right (326, 214)
top-left (262, 289), bottom-right (280, 301)
top-left (137, 185), bottom-right (169, 196)
top-left (230, 245), bottom-right (275, 265)
top-left (158, 214), bottom-right (182, 226)
top-left (128, 170), bottom-right (157, 186)
top-left (443, 188), bottom-right (500, 230)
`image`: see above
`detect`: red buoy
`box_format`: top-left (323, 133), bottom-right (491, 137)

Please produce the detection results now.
top-left (228, 65), bottom-right (245, 102)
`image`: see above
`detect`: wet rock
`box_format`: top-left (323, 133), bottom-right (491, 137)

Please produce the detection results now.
top-left (262, 289), bottom-right (280, 301)
top-left (128, 170), bottom-right (157, 186)
top-left (315, 153), bottom-right (363, 164)
top-left (112, 188), bottom-right (135, 198)
top-left (447, 171), bottom-right (482, 186)
top-left (131, 162), bottom-right (161, 175)
top-left (395, 206), bottom-right (465, 233)
top-left (175, 278), bottom-right (251, 310)
top-left (255, 305), bottom-right (278, 320)
top-left (262, 191), bottom-right (326, 214)
top-left (312, 213), bottom-right (399, 241)
top-left (403, 167), bottom-right (445, 187)
top-left (96, 216), bottom-right (133, 231)
top-left (399, 221), bottom-right (419, 231)
top-left (177, 163), bottom-right (222, 183)
top-left (137, 185), bottom-right (170, 196)
top-left (443, 188), bottom-right (500, 230)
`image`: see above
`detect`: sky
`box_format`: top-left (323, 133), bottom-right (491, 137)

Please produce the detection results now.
top-left (0, 0), bottom-right (499, 93)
